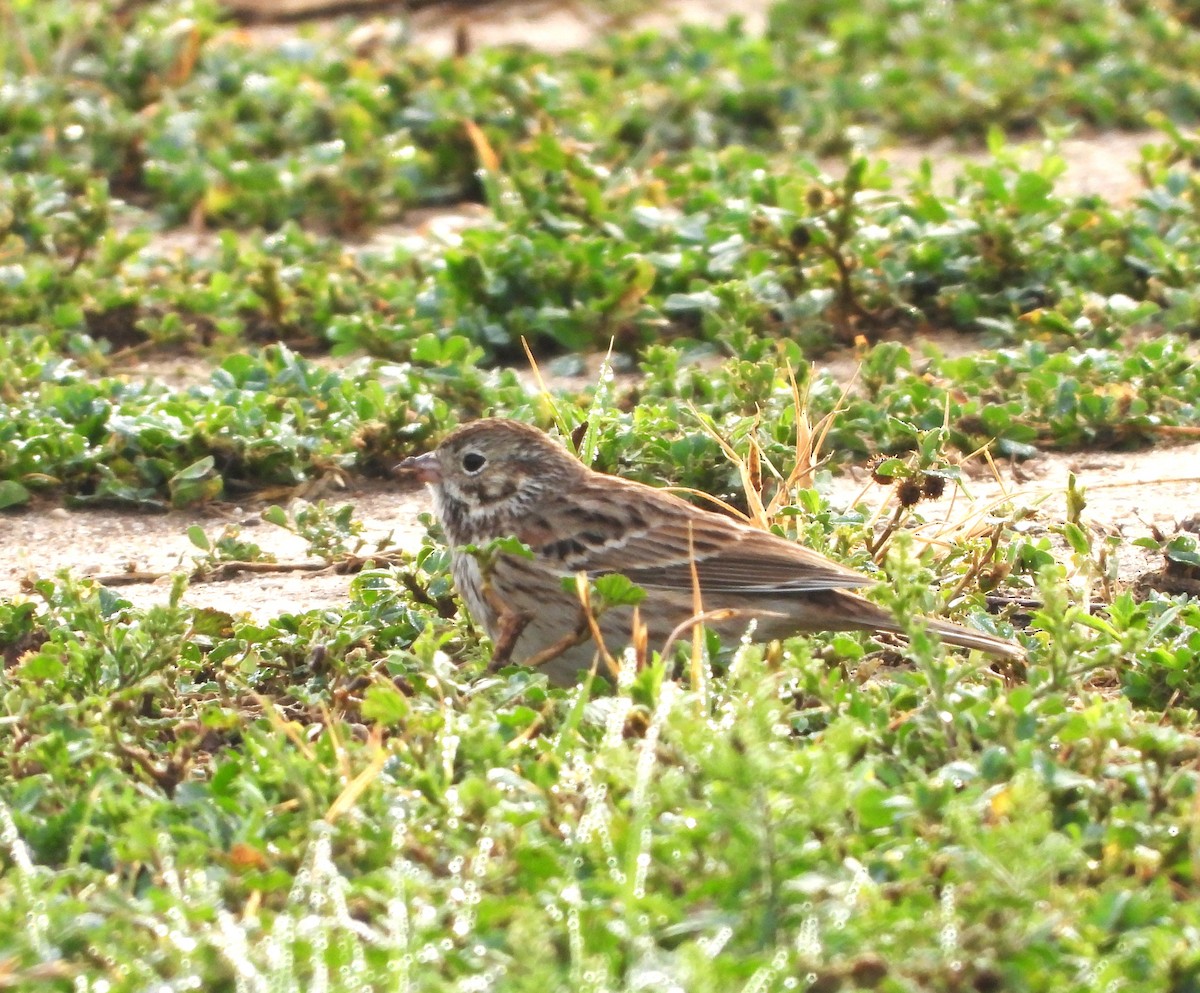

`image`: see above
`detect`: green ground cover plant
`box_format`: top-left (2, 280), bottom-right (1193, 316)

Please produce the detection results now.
top-left (2, 546), bottom-right (1199, 990)
top-left (4, 137), bottom-right (1200, 508)
top-left (4, 0), bottom-right (1199, 227)
top-left (3, 0), bottom-right (1200, 989)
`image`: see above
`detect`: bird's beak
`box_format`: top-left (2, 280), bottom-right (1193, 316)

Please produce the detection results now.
top-left (396, 451), bottom-right (441, 484)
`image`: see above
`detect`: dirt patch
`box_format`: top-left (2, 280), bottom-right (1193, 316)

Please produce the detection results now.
top-left (406, 0), bottom-right (772, 57)
top-left (224, 0), bottom-right (774, 55)
top-left (351, 203), bottom-right (492, 256)
top-left (869, 129), bottom-right (1155, 203)
top-left (3, 435), bottom-right (1195, 620)
top-left (116, 201), bottom-right (490, 279)
top-left (1, 483), bottom-right (429, 620)
top-left (115, 0), bottom-right (1160, 256)
top-left (822, 442), bottom-right (1200, 587)
top-left (122, 128), bottom-right (1156, 265)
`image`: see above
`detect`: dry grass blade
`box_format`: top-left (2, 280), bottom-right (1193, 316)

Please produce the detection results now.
top-left (848, 438), bottom-right (1015, 562)
top-left (506, 700), bottom-right (557, 749)
top-left (324, 703), bottom-right (351, 783)
top-left (660, 608), bottom-right (736, 665)
top-left (166, 22), bottom-right (201, 86)
top-left (801, 361), bottom-right (859, 465)
top-left (0, 0), bottom-right (38, 75)
top-left (325, 726), bottom-right (388, 824)
top-left (762, 362), bottom-right (843, 519)
top-left (520, 335), bottom-right (550, 397)
top-left (574, 571), bottom-right (621, 682)
top-left (687, 362), bottom-right (857, 532)
top-left (659, 608), bottom-right (791, 664)
top-left (520, 334), bottom-right (571, 437)
top-left (688, 522), bottom-right (705, 692)
top-left (463, 119), bottom-right (501, 173)
top-left (687, 402), bottom-right (771, 529)
top-left (746, 426), bottom-right (763, 506)
top-left (664, 486), bottom-right (753, 522)
top-left (258, 695), bottom-right (315, 761)
top-left (787, 362), bottom-right (815, 490)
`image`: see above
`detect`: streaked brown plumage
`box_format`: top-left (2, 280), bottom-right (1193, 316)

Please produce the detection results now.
top-left (400, 418), bottom-right (1022, 683)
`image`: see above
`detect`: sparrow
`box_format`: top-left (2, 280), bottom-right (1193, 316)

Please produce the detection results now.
top-left (399, 418), bottom-right (1022, 683)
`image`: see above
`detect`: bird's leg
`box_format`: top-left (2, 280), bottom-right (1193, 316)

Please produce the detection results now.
top-left (522, 608), bottom-right (593, 670)
top-left (488, 607), bottom-right (533, 671)
top-left (478, 568), bottom-right (532, 671)
top-left (479, 569), bottom-right (608, 676)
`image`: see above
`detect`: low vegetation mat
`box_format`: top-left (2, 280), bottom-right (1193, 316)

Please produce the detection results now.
top-left (3, 0), bottom-right (1200, 990)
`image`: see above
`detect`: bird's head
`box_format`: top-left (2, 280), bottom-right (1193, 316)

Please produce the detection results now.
top-left (398, 419), bottom-right (586, 527)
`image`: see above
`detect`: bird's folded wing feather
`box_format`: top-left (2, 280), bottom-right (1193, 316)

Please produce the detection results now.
top-left (522, 484), bottom-right (875, 595)
top-left (615, 523), bottom-right (875, 593)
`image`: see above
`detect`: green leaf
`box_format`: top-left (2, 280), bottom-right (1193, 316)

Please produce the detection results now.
top-left (592, 574), bottom-right (647, 607)
top-left (172, 457), bottom-right (216, 483)
top-left (191, 608), bottom-right (234, 638)
top-left (261, 505), bottom-right (289, 528)
top-left (0, 481), bottom-right (30, 509)
top-left (463, 536), bottom-right (535, 562)
top-left (362, 683), bottom-right (410, 725)
top-left (1013, 171), bottom-right (1053, 211)
top-left (1062, 522), bottom-right (1091, 556)
top-left (1165, 536), bottom-right (1200, 569)
top-left (187, 525), bottom-right (211, 551)
top-left (1065, 473), bottom-right (1086, 526)
top-left (869, 458), bottom-right (907, 480)
top-left (855, 783), bottom-right (912, 830)
top-left (663, 291), bottom-right (721, 314)
top-left (169, 458), bottom-right (223, 508)
top-left (97, 585), bottom-right (130, 617)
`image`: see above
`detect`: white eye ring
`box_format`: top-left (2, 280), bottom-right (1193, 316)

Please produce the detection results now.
top-left (462, 451), bottom-right (486, 474)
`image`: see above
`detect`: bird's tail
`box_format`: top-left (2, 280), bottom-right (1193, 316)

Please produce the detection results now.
top-left (916, 614), bottom-right (1024, 660)
top-left (822, 589), bottom-right (1024, 660)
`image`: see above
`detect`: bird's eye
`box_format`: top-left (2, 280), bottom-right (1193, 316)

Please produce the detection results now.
top-left (462, 451), bottom-right (486, 474)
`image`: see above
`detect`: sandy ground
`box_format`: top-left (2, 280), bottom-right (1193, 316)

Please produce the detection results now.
top-left (226, 0), bottom-right (774, 56)
top-left (0, 482), bottom-right (430, 617)
top-left (3, 436), bottom-right (1196, 620)
top-left (823, 442), bottom-right (1200, 587)
top-left (2, 0), bottom-right (1195, 620)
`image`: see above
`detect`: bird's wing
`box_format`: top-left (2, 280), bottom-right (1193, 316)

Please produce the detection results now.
top-left (617, 520), bottom-right (875, 594)
top-left (518, 478), bottom-right (875, 595)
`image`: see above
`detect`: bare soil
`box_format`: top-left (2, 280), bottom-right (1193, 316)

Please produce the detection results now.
top-left (2, 483), bottom-right (430, 619)
top-left (224, 0), bottom-right (773, 56)
top-left (4, 433), bottom-right (1196, 620)
top-left (822, 441), bottom-right (1200, 589)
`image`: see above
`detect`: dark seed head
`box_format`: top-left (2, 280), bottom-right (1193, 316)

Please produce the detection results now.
top-left (570, 420), bottom-right (589, 453)
top-left (921, 473), bottom-right (947, 499)
top-left (897, 478), bottom-right (923, 507)
top-left (866, 454), bottom-right (892, 485)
